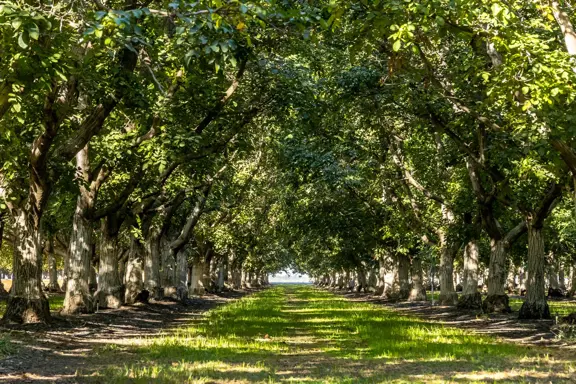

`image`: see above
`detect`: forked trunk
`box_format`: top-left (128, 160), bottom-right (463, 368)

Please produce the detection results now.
top-left (458, 238), bottom-right (482, 309)
top-left (2, 209), bottom-right (50, 323)
top-left (519, 225), bottom-right (550, 319)
top-left (62, 198), bottom-right (95, 314)
top-left (95, 225), bottom-right (123, 309)
top-left (408, 258), bottom-right (426, 301)
top-left (482, 238), bottom-right (511, 313)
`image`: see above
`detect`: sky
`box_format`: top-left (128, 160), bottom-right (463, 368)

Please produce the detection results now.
top-left (269, 271), bottom-right (311, 283)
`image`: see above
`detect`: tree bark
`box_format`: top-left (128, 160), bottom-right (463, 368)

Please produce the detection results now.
top-left (458, 238), bottom-right (482, 309)
top-left (124, 238), bottom-right (145, 305)
top-left (438, 230), bottom-right (458, 305)
top-left (46, 238), bottom-right (60, 292)
top-left (144, 230), bottom-right (162, 299)
top-left (519, 225), bottom-right (551, 319)
top-left (176, 250), bottom-right (188, 301)
top-left (2, 209), bottom-right (51, 323)
top-left (409, 257), bottom-right (427, 301)
top-left (95, 220), bottom-right (123, 309)
top-left (482, 238), bottom-right (511, 313)
top-left (189, 259), bottom-right (205, 295)
top-left (62, 195), bottom-right (95, 314)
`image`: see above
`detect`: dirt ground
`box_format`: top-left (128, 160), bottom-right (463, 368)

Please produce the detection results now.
top-left (0, 291), bottom-right (248, 383)
top-left (338, 290), bottom-right (576, 348)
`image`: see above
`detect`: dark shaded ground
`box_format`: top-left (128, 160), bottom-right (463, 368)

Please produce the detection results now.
top-left (0, 290), bottom-right (249, 383)
top-left (336, 289), bottom-right (576, 347)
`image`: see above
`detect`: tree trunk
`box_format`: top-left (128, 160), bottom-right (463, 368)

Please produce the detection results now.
top-left (2, 209), bottom-right (51, 323)
top-left (356, 268), bottom-right (367, 293)
top-left (217, 262), bottom-right (225, 292)
top-left (458, 238), bottom-right (482, 309)
top-left (409, 258), bottom-right (427, 301)
top-left (482, 238), bottom-right (511, 313)
top-left (438, 230), bottom-right (458, 305)
top-left (124, 238), bottom-right (145, 305)
top-left (376, 259), bottom-right (386, 295)
top-left (570, 258), bottom-right (576, 297)
top-left (46, 239), bottom-right (60, 292)
top-left (519, 225), bottom-right (550, 319)
top-left (144, 230), bottom-right (162, 299)
top-left (160, 236), bottom-right (176, 295)
top-left (62, 197), bottom-right (95, 314)
top-left (176, 250), bottom-right (188, 301)
top-left (95, 223), bottom-right (123, 309)
top-left (189, 260), bottom-right (205, 295)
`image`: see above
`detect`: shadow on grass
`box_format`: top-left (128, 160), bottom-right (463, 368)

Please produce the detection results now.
top-left (79, 285), bottom-right (576, 383)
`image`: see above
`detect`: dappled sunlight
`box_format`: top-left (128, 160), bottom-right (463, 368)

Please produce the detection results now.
top-left (87, 285), bottom-right (576, 383)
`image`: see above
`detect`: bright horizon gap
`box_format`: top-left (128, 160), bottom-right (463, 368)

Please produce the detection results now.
top-left (269, 271), bottom-right (311, 283)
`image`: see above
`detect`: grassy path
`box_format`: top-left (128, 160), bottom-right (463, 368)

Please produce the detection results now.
top-left (94, 285), bottom-right (576, 383)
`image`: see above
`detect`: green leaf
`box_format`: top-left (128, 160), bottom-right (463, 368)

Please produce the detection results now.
top-left (28, 23), bottom-right (40, 40)
top-left (392, 40), bottom-right (401, 52)
top-left (491, 3), bottom-right (502, 16)
top-left (11, 18), bottom-right (22, 30)
top-left (240, 4), bottom-right (248, 13)
top-left (18, 32), bottom-right (28, 48)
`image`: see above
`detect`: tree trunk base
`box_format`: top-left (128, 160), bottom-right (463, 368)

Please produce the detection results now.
top-left (518, 300), bottom-right (551, 320)
top-left (548, 288), bottom-right (565, 298)
top-left (61, 292), bottom-right (95, 315)
top-left (2, 296), bottom-right (51, 324)
top-left (408, 287), bottom-right (427, 301)
top-left (482, 294), bottom-right (511, 313)
top-left (439, 292), bottom-right (458, 306)
top-left (457, 292), bottom-right (482, 309)
top-left (94, 287), bottom-right (124, 309)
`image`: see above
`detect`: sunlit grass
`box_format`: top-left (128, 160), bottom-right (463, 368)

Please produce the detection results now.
top-left (88, 285), bottom-right (576, 383)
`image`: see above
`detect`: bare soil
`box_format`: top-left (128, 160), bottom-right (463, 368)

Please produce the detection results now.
top-left (0, 290), bottom-right (248, 383)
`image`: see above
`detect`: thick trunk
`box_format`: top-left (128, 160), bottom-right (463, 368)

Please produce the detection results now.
top-left (160, 236), bottom-right (176, 293)
top-left (95, 226), bottom-right (123, 309)
top-left (176, 250), bottom-right (188, 301)
top-left (62, 198), bottom-right (95, 314)
top-left (189, 260), bottom-right (205, 295)
top-left (408, 258), bottom-right (427, 301)
top-left (438, 231), bottom-right (458, 306)
top-left (124, 238), bottom-right (145, 305)
top-left (398, 254), bottom-right (411, 299)
top-left (217, 263), bottom-right (225, 292)
top-left (2, 209), bottom-right (51, 323)
top-left (559, 264), bottom-right (567, 291)
top-left (356, 268), bottom-right (367, 293)
top-left (458, 238), bottom-right (482, 309)
top-left (482, 238), bottom-right (511, 313)
top-left (230, 267), bottom-right (242, 290)
top-left (143, 231), bottom-right (162, 299)
top-left (519, 225), bottom-right (550, 319)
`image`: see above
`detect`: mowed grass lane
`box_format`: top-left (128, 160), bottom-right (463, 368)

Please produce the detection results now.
top-left (89, 285), bottom-right (576, 383)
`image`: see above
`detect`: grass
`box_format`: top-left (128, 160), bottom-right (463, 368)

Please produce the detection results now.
top-left (89, 285), bottom-right (576, 383)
